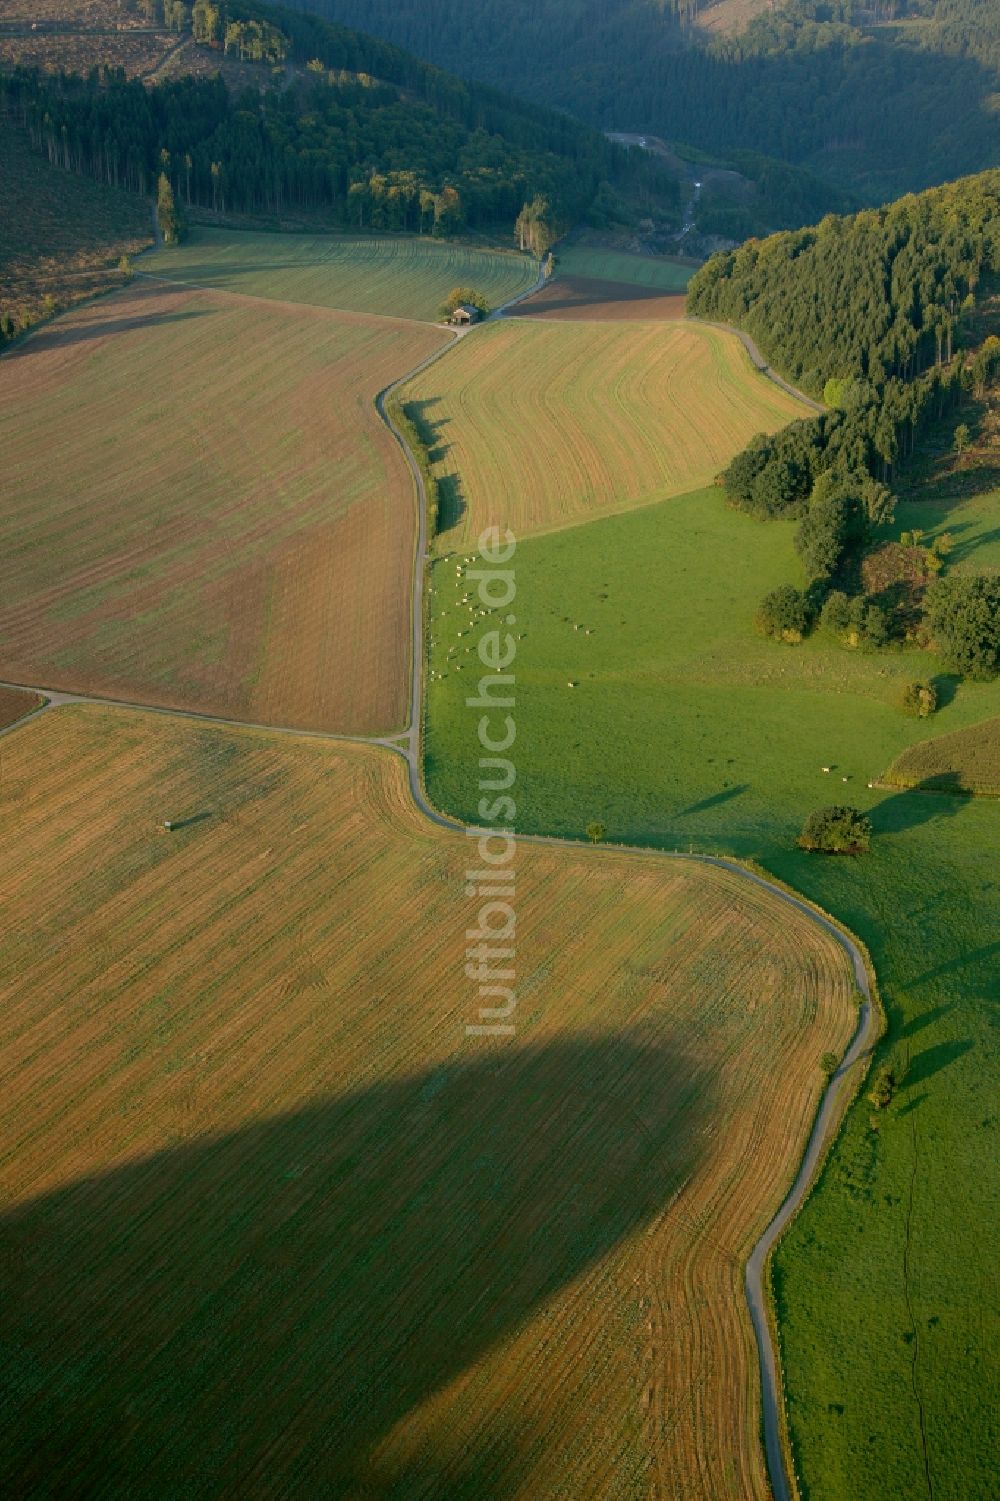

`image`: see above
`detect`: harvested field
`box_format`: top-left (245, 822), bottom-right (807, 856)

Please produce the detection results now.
top-left (883, 715), bottom-right (1000, 795)
top-left (148, 225), bottom-right (538, 322)
top-left (0, 685), bottom-right (42, 730)
top-left (403, 317), bottom-right (810, 542)
top-left (515, 273), bottom-right (688, 321)
top-left (0, 705), bottom-right (857, 1501)
top-left (0, 282), bottom-right (446, 732)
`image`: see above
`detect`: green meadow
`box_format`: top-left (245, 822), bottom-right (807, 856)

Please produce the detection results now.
top-left (146, 226), bottom-right (537, 322)
top-left (425, 484), bottom-right (1000, 1501)
top-left (553, 241), bottom-right (695, 290)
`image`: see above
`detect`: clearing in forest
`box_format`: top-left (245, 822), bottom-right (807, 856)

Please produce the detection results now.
top-left (0, 705), bottom-right (856, 1501)
top-left (147, 225), bottom-right (538, 322)
top-left (402, 317), bottom-right (810, 543)
top-left (0, 281), bottom-right (446, 733)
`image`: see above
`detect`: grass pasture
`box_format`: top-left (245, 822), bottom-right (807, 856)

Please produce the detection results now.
top-left (553, 243), bottom-right (695, 292)
top-left (0, 281), bottom-right (445, 732)
top-left (0, 705), bottom-right (857, 1500)
top-left (883, 716), bottom-right (1000, 796)
top-left (402, 318), bottom-right (809, 543)
top-left (424, 485), bottom-right (1000, 1501)
top-left (147, 225), bottom-right (538, 322)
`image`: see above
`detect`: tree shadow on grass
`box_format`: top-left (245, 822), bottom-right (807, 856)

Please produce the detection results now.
top-left (0, 1030), bottom-right (710, 1499)
top-left (869, 777), bottom-right (971, 837)
top-left (895, 1092), bottom-right (929, 1119)
top-left (902, 938), bottom-right (1000, 992)
top-left (403, 396), bottom-right (466, 534)
top-left (676, 784), bottom-right (750, 818)
top-left (929, 673), bottom-right (961, 710)
top-left (905, 1038), bottom-right (975, 1090)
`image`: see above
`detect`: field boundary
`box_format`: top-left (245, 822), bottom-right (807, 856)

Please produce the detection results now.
top-left (685, 316), bottom-right (824, 412)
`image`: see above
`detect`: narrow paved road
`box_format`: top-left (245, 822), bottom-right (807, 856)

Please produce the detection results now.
top-left (0, 252), bottom-right (873, 1501)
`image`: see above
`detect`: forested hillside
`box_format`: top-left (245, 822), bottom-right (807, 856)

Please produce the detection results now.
top-left (1, 0), bottom-right (676, 238)
top-left (688, 168), bottom-right (1000, 672)
top-left (311, 0), bottom-right (999, 200)
top-left (688, 172), bottom-right (1000, 395)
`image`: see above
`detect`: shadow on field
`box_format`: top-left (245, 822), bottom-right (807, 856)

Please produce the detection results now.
top-left (404, 396), bottom-right (466, 533)
top-left (905, 1037), bottom-right (975, 1089)
top-left (11, 309), bottom-right (212, 358)
top-left (903, 938), bottom-right (1000, 992)
top-left (870, 778), bottom-right (971, 836)
top-left (677, 784), bottom-right (749, 818)
top-left (0, 1031), bottom-right (710, 1498)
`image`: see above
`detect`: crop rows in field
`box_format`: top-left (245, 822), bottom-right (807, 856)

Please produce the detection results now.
top-left (883, 715), bottom-right (1000, 795)
top-left (0, 706), bottom-right (856, 1500)
top-left (147, 226), bottom-right (538, 322)
top-left (403, 317), bottom-right (810, 543)
top-left (0, 281), bottom-right (445, 733)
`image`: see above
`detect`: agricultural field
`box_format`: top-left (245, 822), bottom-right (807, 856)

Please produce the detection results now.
top-left (0, 124), bottom-right (151, 331)
top-left (148, 226), bottom-right (538, 323)
top-left (883, 716), bottom-right (1000, 796)
top-left (516, 275), bottom-right (688, 322)
top-left (0, 280), bottom-right (445, 733)
top-left (0, 704), bottom-right (857, 1501)
top-left (424, 484), bottom-right (1000, 1501)
top-left (402, 319), bottom-right (808, 543)
top-left (553, 243), bottom-right (695, 291)
top-left (0, 685), bottom-right (42, 731)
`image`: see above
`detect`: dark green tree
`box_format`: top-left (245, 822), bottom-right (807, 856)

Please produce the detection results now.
top-left (755, 585), bottom-right (811, 642)
top-left (900, 681), bottom-right (938, 718)
top-left (925, 574), bottom-right (1000, 680)
top-left (798, 805), bottom-right (873, 854)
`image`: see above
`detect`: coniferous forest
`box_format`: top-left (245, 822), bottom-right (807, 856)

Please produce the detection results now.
top-left (309, 0), bottom-right (1000, 201)
top-left (0, 0), bottom-right (676, 234)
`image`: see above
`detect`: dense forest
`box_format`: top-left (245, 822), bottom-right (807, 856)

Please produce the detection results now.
top-left (687, 172), bottom-right (1000, 396)
top-left (688, 169), bottom-right (1000, 669)
top-left (310, 0), bottom-right (999, 201)
top-left (0, 0), bottom-right (676, 233)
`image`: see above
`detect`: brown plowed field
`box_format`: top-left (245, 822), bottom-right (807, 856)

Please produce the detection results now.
top-left (0, 685), bottom-right (41, 729)
top-left (0, 705), bottom-right (856, 1500)
top-left (0, 281), bottom-right (445, 733)
top-left (516, 273), bottom-right (688, 321)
